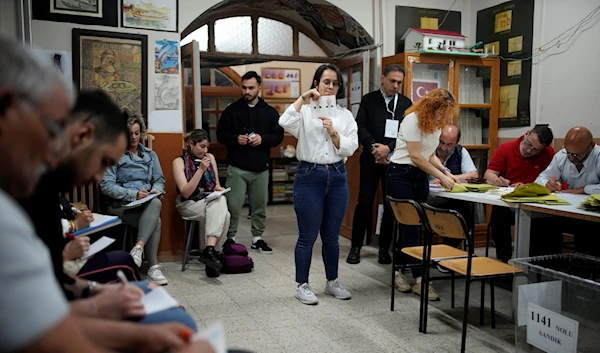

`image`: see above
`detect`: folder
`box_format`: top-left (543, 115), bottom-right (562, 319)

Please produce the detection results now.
top-left (71, 214), bottom-right (122, 236)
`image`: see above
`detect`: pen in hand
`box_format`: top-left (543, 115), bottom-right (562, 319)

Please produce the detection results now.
top-left (116, 270), bottom-right (128, 285)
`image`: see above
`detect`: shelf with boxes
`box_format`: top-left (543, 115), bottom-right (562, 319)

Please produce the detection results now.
top-left (270, 157), bottom-right (298, 204)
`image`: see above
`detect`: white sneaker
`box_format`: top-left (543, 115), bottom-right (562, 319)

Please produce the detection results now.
top-left (130, 245), bottom-right (143, 267)
top-left (395, 273), bottom-right (411, 292)
top-left (325, 280), bottom-right (351, 300)
top-left (296, 283), bottom-right (318, 305)
top-left (147, 264), bottom-right (168, 285)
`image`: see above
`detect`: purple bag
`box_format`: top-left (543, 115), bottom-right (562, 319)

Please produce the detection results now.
top-left (219, 244), bottom-right (253, 274)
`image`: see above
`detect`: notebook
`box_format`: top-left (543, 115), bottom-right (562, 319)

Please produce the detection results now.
top-left (81, 236), bottom-right (116, 259)
top-left (71, 213), bottom-right (121, 236)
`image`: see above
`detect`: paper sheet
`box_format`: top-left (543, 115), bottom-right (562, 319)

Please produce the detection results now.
top-left (82, 236), bottom-right (116, 260)
top-left (141, 287), bottom-right (180, 315)
top-left (124, 193), bottom-right (162, 208)
top-left (206, 187), bottom-right (231, 201)
top-left (194, 322), bottom-right (227, 353)
top-left (88, 214), bottom-right (119, 228)
top-left (308, 95), bottom-right (337, 119)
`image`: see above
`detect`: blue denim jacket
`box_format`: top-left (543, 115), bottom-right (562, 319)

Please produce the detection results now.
top-left (101, 144), bottom-right (165, 206)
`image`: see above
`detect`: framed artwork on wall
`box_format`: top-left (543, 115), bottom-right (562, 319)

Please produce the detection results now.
top-left (72, 29), bottom-right (148, 121)
top-left (121, 0), bottom-right (179, 33)
top-left (33, 0), bottom-right (118, 27)
top-left (261, 68), bottom-right (301, 99)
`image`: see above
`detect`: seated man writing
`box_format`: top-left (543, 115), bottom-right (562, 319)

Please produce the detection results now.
top-left (533, 126), bottom-right (600, 257)
top-left (484, 125), bottom-right (555, 262)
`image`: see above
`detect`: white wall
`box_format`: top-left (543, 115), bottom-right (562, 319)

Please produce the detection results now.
top-left (0, 0), bottom-right (21, 40)
top-left (471, 0), bottom-right (600, 139)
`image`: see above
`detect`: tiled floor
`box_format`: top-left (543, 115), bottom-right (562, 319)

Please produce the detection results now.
top-left (161, 205), bottom-right (516, 353)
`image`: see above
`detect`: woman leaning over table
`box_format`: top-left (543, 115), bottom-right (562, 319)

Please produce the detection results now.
top-left (279, 64), bottom-right (359, 305)
top-left (388, 88), bottom-right (460, 301)
top-left (100, 112), bottom-right (167, 285)
top-left (172, 129), bottom-right (230, 273)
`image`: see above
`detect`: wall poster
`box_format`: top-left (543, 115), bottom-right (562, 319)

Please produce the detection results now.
top-left (72, 29), bottom-right (148, 120)
top-left (477, 0), bottom-right (535, 128)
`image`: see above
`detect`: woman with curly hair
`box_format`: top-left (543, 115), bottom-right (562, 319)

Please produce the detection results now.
top-left (387, 88), bottom-right (460, 301)
top-left (101, 112), bottom-right (168, 285)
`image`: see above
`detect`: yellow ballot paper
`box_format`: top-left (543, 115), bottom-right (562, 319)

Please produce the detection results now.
top-left (501, 184), bottom-right (569, 205)
top-left (579, 194), bottom-right (600, 212)
top-left (443, 183), bottom-right (497, 193)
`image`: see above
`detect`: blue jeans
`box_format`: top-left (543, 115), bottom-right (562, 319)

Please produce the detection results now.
top-left (386, 163), bottom-right (429, 279)
top-left (293, 161), bottom-right (349, 284)
top-left (131, 281), bottom-right (197, 331)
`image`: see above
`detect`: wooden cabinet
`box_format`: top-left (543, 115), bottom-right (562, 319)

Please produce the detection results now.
top-left (382, 52), bottom-right (501, 246)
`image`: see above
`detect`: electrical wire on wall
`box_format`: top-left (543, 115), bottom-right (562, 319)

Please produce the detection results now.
top-left (437, 0), bottom-right (458, 30)
top-left (498, 4), bottom-right (600, 62)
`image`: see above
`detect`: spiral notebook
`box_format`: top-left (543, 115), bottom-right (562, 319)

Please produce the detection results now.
top-left (71, 214), bottom-right (122, 236)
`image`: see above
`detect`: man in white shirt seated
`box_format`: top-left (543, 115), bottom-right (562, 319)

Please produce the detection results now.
top-left (427, 125), bottom-right (478, 252)
top-left (533, 126), bottom-right (600, 258)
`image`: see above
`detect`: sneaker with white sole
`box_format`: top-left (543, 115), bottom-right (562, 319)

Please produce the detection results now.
top-left (147, 264), bottom-right (168, 285)
top-left (436, 263), bottom-right (450, 273)
top-left (130, 245), bottom-right (143, 267)
top-left (325, 280), bottom-right (351, 300)
top-left (296, 283), bottom-right (318, 305)
top-left (251, 239), bottom-right (273, 254)
top-left (412, 283), bottom-right (440, 301)
top-left (395, 273), bottom-right (411, 292)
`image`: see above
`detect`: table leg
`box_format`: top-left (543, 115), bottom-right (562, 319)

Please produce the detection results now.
top-left (514, 208), bottom-right (531, 258)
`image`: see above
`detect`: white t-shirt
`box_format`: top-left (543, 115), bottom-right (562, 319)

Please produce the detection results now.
top-left (390, 112), bottom-right (441, 166)
top-left (0, 189), bottom-right (69, 352)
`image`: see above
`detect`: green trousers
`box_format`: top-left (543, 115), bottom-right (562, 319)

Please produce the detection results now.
top-left (226, 166), bottom-right (269, 238)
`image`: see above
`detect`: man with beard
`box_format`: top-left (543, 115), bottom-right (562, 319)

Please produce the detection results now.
top-left (216, 71), bottom-right (284, 253)
top-left (21, 90), bottom-right (197, 330)
top-left (425, 125), bottom-right (478, 255)
top-left (347, 64), bottom-right (412, 265)
top-left (533, 126), bottom-right (600, 257)
top-left (0, 38), bottom-right (200, 353)
top-left (484, 125), bottom-right (555, 262)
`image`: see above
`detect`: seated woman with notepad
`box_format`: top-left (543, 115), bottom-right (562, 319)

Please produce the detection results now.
top-left (172, 129), bottom-right (231, 272)
top-left (101, 113), bottom-right (167, 285)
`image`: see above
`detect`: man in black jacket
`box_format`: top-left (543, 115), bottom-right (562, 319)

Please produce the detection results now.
top-left (347, 64), bottom-right (412, 265)
top-left (217, 71), bottom-right (284, 253)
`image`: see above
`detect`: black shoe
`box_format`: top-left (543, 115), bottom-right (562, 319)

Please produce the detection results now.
top-left (199, 246), bottom-right (223, 271)
top-left (206, 265), bottom-right (221, 278)
top-left (223, 238), bottom-right (236, 249)
top-left (378, 248), bottom-right (392, 264)
top-left (346, 247), bottom-right (360, 264)
top-left (251, 239), bottom-right (273, 254)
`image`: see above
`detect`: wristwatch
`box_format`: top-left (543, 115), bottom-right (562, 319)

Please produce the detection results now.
top-left (442, 167), bottom-right (451, 174)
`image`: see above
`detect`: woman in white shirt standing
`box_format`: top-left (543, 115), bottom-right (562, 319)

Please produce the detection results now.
top-left (388, 88), bottom-right (460, 301)
top-left (279, 64), bottom-right (359, 305)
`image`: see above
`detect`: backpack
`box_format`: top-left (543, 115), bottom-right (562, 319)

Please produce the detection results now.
top-left (218, 243), bottom-right (254, 274)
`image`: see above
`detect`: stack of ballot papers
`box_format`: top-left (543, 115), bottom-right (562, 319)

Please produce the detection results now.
top-left (500, 183), bottom-right (570, 205)
top-left (443, 183), bottom-right (498, 193)
top-left (579, 194), bottom-right (600, 212)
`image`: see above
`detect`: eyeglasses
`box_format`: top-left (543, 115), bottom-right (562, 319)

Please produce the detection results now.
top-left (321, 80), bottom-right (340, 88)
top-left (563, 142), bottom-right (593, 160)
top-left (522, 136), bottom-right (543, 153)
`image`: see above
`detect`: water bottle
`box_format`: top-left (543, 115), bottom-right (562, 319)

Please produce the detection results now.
top-left (280, 146), bottom-right (284, 158)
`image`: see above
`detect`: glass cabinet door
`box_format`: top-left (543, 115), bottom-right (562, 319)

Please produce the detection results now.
top-left (408, 61), bottom-right (451, 104)
top-left (457, 65), bottom-right (492, 105)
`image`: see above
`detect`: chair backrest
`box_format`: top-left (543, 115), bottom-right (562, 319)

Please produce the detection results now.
top-left (421, 203), bottom-right (472, 249)
top-left (386, 196), bottom-right (424, 226)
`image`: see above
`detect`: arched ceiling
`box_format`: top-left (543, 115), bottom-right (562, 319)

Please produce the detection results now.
top-left (182, 0), bottom-right (375, 66)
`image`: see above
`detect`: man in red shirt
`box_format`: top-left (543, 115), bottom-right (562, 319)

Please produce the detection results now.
top-left (484, 125), bottom-right (555, 262)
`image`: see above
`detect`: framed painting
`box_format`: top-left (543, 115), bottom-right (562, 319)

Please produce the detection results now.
top-left (122, 0), bottom-right (178, 33)
top-left (33, 0), bottom-right (118, 27)
top-left (72, 29), bottom-right (148, 121)
top-left (261, 68), bottom-right (301, 99)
